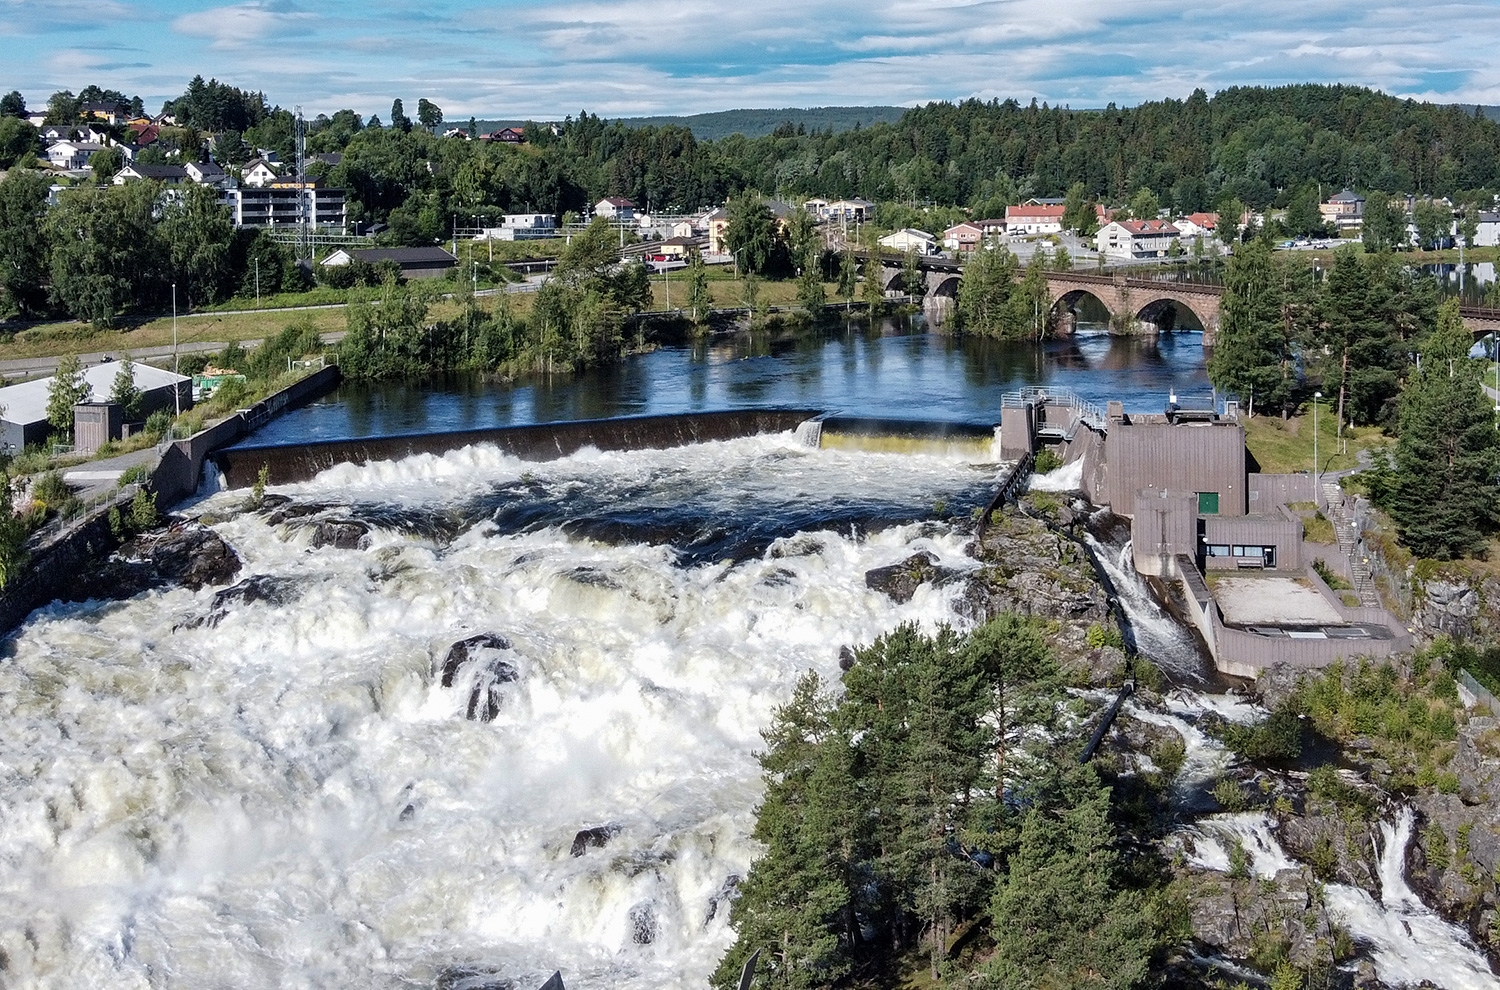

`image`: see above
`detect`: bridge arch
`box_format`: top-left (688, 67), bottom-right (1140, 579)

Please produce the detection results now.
top-left (928, 274), bottom-right (961, 299)
top-left (1135, 296), bottom-right (1207, 334)
top-left (1052, 288), bottom-right (1115, 332)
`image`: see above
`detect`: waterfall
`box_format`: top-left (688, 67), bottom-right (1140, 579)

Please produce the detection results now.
top-left (794, 419), bottom-right (823, 449)
top-left (1081, 532), bottom-right (1208, 680)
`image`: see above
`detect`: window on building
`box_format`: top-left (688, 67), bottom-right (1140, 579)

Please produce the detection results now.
top-left (1197, 491), bottom-right (1220, 514)
top-left (1205, 544), bottom-right (1231, 557)
top-left (1233, 545), bottom-right (1277, 567)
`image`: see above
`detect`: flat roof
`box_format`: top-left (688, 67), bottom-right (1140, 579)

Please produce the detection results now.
top-left (0, 362), bottom-right (187, 427)
top-left (1213, 575), bottom-right (1344, 627)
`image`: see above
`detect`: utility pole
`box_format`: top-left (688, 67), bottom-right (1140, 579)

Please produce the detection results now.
top-left (1312, 391), bottom-right (1321, 505)
top-left (255, 258), bottom-right (260, 309)
top-left (295, 107), bottom-right (309, 264)
top-left (172, 282), bottom-right (181, 416)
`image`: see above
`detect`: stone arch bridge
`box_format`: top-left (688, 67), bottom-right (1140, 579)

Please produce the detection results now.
top-left (865, 252), bottom-right (1500, 345)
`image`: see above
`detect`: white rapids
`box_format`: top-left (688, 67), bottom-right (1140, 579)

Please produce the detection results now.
top-left (0, 435), bottom-right (992, 990)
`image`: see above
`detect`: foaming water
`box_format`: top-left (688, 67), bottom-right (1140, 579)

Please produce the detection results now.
top-left (1083, 532), bottom-right (1207, 680)
top-left (0, 436), bottom-right (991, 990)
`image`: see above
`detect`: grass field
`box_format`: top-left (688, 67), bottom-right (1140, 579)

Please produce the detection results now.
top-left (1241, 408), bottom-right (1389, 475)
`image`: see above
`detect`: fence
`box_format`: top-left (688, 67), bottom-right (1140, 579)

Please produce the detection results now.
top-left (25, 483), bottom-right (139, 548)
top-left (1458, 670), bottom-right (1500, 716)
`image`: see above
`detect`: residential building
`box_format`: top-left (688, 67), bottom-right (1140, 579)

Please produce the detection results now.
top-left (878, 228), bottom-right (937, 254)
top-left (81, 102), bottom-right (128, 125)
top-left (648, 236), bottom-right (703, 260)
top-left (595, 197), bottom-right (636, 221)
top-left (43, 124), bottom-right (109, 144)
top-left (443, 128), bottom-right (471, 139)
top-left (1319, 190), bottom-right (1365, 229)
top-left (45, 141), bottom-right (104, 169)
top-left (1095, 219), bottom-right (1181, 260)
top-left (1175, 212), bottom-right (1218, 238)
top-left (1004, 203), bottom-right (1066, 236)
top-left (1474, 212), bottom-right (1500, 248)
top-left (825, 198), bottom-right (875, 222)
top-left (0, 362), bottom-right (190, 453)
top-left (803, 197), bottom-right (830, 216)
top-left (241, 158), bottom-right (280, 187)
top-left (975, 218), bottom-right (1008, 237)
top-left (670, 220), bottom-right (696, 239)
top-left (704, 207), bottom-right (730, 254)
top-left (321, 246), bottom-right (457, 279)
top-left (227, 180), bottom-right (346, 229)
top-left (113, 163), bottom-right (187, 185)
top-left (24, 111), bottom-right (48, 127)
top-left (184, 161), bottom-right (228, 186)
top-left (943, 221), bottom-right (983, 252)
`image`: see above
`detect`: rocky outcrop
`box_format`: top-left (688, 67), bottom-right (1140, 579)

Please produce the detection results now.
top-left (864, 551), bottom-right (962, 604)
top-left (1181, 866), bottom-right (1355, 973)
top-left (185, 575), bottom-right (304, 629)
top-left (309, 519), bottom-right (372, 550)
top-left (962, 508), bottom-right (1109, 624)
top-left (66, 523), bottom-right (244, 602)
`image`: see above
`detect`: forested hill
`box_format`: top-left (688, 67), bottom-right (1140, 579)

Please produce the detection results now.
top-left (607, 106), bottom-right (907, 140)
top-left (312, 83), bottom-right (1500, 234)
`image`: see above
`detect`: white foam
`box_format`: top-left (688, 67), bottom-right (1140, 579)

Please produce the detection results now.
top-left (1029, 457), bottom-right (1083, 491)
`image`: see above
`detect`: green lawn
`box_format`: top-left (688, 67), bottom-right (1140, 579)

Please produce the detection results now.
top-left (1241, 408), bottom-right (1388, 475)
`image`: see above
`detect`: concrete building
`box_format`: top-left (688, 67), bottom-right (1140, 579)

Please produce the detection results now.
top-left (1319, 190), bottom-right (1365, 230)
top-left (228, 181), bottom-right (346, 229)
top-left (0, 362), bottom-right (190, 453)
top-left (480, 214), bottom-right (558, 241)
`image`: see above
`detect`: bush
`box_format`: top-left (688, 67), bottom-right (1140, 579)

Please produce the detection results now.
top-left (128, 488), bottom-right (156, 530)
top-left (31, 471), bottom-right (74, 512)
top-left (119, 463), bottom-right (150, 487)
top-left (1086, 622), bottom-right (1124, 650)
top-left (1033, 447), bottom-right (1064, 473)
top-left (1218, 703), bottom-right (1304, 762)
top-left (145, 409), bottom-right (172, 440)
top-left (1213, 777), bottom-right (1249, 811)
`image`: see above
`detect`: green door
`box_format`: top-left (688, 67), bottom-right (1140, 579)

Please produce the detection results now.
top-left (1197, 491), bottom-right (1220, 514)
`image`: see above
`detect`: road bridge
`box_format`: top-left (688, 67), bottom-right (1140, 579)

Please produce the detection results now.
top-left (858, 251), bottom-right (1500, 345)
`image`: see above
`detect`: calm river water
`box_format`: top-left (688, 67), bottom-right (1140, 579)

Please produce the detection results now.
top-left (241, 317), bottom-right (1211, 445)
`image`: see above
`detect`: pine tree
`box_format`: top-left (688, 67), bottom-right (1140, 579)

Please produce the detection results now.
top-left (1319, 249), bottom-right (1402, 427)
top-left (796, 246), bottom-right (825, 317)
top-left (1384, 300), bottom-right (1500, 559)
top-left (1207, 239), bottom-right (1292, 416)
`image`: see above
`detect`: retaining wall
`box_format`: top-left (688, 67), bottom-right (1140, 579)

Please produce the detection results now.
top-left (213, 408), bottom-right (824, 488)
top-left (0, 488), bottom-right (135, 637)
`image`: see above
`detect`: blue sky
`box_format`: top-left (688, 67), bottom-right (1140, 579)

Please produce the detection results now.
top-left (4, 0), bottom-right (1500, 119)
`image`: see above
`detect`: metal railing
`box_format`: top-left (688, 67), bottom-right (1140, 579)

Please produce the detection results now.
top-left (25, 483), bottom-right (140, 548)
top-left (1000, 385), bottom-right (1106, 432)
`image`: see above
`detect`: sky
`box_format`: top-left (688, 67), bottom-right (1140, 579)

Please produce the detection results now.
top-left (4, 0), bottom-right (1500, 120)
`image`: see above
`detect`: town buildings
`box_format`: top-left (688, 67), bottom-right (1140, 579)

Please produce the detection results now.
top-left (1094, 219), bottom-right (1182, 260)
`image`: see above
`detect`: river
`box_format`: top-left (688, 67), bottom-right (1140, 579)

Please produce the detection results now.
top-left (238, 316), bottom-right (1212, 445)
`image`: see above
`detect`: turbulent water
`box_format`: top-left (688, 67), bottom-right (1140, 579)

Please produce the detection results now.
top-left (0, 435), bottom-right (998, 990)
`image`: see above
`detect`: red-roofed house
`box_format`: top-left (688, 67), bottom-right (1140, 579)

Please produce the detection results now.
top-left (1095, 219), bottom-right (1181, 260)
top-left (1175, 213), bottom-right (1218, 238)
top-left (1004, 203), bottom-right (1066, 236)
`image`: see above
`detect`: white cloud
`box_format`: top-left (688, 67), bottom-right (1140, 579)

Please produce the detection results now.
top-left (172, 0), bottom-right (316, 49)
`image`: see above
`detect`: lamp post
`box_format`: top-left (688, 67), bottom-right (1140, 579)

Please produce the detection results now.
top-left (1312, 391), bottom-right (1321, 505)
top-left (172, 282), bottom-right (181, 416)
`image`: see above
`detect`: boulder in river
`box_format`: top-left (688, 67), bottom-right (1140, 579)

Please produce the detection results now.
top-left (146, 525), bottom-right (244, 590)
top-left (570, 823), bottom-right (621, 857)
top-left (627, 901), bottom-right (659, 945)
top-left (864, 551), bottom-right (961, 604)
top-left (439, 634), bottom-right (518, 722)
top-left (309, 519), bottom-right (371, 550)
top-left (186, 575), bottom-right (304, 629)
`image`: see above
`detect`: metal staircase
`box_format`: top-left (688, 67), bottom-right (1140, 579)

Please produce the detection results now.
top-left (1321, 481), bottom-right (1381, 608)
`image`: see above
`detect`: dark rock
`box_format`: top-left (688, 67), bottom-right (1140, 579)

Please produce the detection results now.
top-left (263, 499), bottom-right (329, 526)
top-left (627, 902), bottom-right (658, 945)
top-left (399, 803), bottom-right (416, 821)
top-left (838, 646), bottom-right (857, 671)
top-left (309, 519), bottom-right (371, 550)
top-left (440, 634), bottom-right (518, 723)
top-left (436, 966), bottom-right (514, 990)
top-left (864, 551), bottom-right (960, 604)
top-left (570, 823), bottom-right (622, 857)
top-left (146, 525), bottom-right (243, 590)
top-left (186, 575), bottom-right (304, 629)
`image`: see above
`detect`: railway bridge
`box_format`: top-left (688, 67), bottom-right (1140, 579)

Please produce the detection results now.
top-left (862, 252), bottom-right (1500, 345)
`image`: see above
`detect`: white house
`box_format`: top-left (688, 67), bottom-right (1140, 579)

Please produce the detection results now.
top-left (42, 124), bottom-right (109, 145)
top-left (241, 158), bottom-right (280, 187)
top-left (595, 197), bottom-right (636, 221)
top-left (879, 228), bottom-right (937, 254)
top-left (1174, 212), bottom-right (1219, 239)
top-left (1095, 219), bottom-right (1181, 260)
top-left (184, 161), bottom-right (228, 186)
top-left (114, 163), bottom-right (188, 185)
top-left (1473, 212), bottom-right (1500, 248)
top-left (45, 141), bottom-right (104, 169)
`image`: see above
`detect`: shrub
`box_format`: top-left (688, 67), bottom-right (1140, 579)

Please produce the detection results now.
top-left (1227, 838), bottom-right (1251, 879)
top-left (1424, 822), bottom-right (1450, 871)
top-left (128, 488), bottom-right (156, 530)
top-left (1033, 448), bottom-right (1064, 473)
top-left (1213, 777), bottom-right (1249, 811)
top-left (1219, 704), bottom-right (1304, 762)
top-left (119, 463), bottom-right (150, 487)
top-left (1086, 622), bottom-right (1124, 650)
top-left (145, 409), bottom-right (172, 440)
top-left (32, 471), bottom-right (76, 515)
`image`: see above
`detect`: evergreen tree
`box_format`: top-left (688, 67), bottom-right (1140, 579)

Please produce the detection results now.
top-left (901, 249), bottom-right (923, 301)
top-left (1207, 239), bottom-right (1293, 416)
top-left (1383, 300), bottom-right (1500, 559)
top-left (389, 98), bottom-right (411, 133)
top-left (46, 353), bottom-right (91, 438)
top-left (108, 356), bottom-right (143, 420)
top-left (1061, 181), bottom-right (1091, 233)
top-left (1318, 249), bottom-right (1403, 427)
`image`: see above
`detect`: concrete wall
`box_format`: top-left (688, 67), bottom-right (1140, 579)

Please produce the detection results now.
top-left (214, 408), bottom-right (826, 488)
top-left (1249, 472), bottom-right (1315, 511)
top-left (0, 487), bottom-right (135, 637)
top-left (1132, 490), bottom-right (1199, 577)
top-left (1000, 403), bottom-right (1035, 460)
top-left (1101, 420), bottom-right (1247, 516)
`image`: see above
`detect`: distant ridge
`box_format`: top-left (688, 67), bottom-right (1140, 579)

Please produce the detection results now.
top-left (1454, 104), bottom-right (1500, 122)
top-left (608, 106), bottom-right (908, 140)
top-left (471, 106), bottom-right (907, 142)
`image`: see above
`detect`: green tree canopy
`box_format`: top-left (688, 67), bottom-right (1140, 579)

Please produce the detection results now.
top-left (1207, 239), bottom-right (1294, 416)
top-left (46, 353), bottom-right (91, 437)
